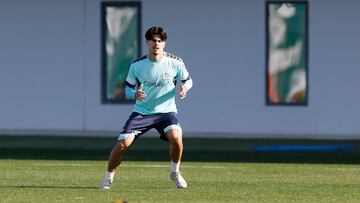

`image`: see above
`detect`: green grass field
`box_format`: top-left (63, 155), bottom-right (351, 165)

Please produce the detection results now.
top-left (1, 136), bottom-right (360, 202)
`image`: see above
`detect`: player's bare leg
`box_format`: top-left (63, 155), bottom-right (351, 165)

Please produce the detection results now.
top-left (100, 135), bottom-right (135, 189)
top-left (166, 129), bottom-right (187, 189)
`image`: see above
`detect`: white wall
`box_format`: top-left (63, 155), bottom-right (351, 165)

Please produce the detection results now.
top-left (0, 0), bottom-right (86, 130)
top-left (1, 0), bottom-right (360, 139)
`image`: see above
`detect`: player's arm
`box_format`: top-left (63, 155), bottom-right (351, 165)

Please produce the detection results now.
top-left (125, 81), bottom-right (136, 99)
top-left (125, 81), bottom-right (147, 101)
top-left (181, 77), bottom-right (193, 91)
top-left (125, 64), bottom-right (137, 100)
top-left (179, 77), bottom-right (192, 100)
top-left (125, 64), bottom-right (147, 101)
top-left (177, 60), bottom-right (192, 100)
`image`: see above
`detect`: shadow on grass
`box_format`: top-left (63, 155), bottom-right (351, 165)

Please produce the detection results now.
top-left (0, 136), bottom-right (359, 164)
top-left (0, 185), bottom-right (98, 189)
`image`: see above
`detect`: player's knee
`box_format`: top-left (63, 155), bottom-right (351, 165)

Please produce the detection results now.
top-left (116, 136), bottom-right (134, 150)
top-left (113, 142), bottom-right (127, 152)
top-left (166, 129), bottom-right (183, 144)
top-left (117, 142), bottom-right (129, 151)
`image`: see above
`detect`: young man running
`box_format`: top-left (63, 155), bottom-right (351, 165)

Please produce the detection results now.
top-left (100, 26), bottom-right (193, 189)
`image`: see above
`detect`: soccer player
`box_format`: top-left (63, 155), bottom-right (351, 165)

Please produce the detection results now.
top-left (100, 26), bottom-right (193, 189)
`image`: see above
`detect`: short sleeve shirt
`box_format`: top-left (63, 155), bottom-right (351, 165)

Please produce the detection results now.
top-left (126, 52), bottom-right (190, 115)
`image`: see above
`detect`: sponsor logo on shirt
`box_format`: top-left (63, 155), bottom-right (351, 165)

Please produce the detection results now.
top-left (143, 80), bottom-right (170, 88)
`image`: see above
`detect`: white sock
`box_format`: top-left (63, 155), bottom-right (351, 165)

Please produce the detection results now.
top-left (171, 161), bottom-right (180, 173)
top-left (105, 171), bottom-right (115, 180)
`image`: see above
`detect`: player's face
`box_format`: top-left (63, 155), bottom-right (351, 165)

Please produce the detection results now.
top-left (146, 35), bottom-right (166, 56)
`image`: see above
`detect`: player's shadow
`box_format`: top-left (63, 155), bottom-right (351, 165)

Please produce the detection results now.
top-left (0, 185), bottom-right (98, 189)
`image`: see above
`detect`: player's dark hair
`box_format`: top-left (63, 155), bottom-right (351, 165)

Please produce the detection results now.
top-left (145, 26), bottom-right (167, 41)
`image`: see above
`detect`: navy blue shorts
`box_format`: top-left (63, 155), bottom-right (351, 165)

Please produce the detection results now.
top-left (118, 112), bottom-right (181, 141)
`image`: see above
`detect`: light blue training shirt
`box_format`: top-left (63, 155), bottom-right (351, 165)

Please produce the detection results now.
top-left (125, 52), bottom-right (192, 115)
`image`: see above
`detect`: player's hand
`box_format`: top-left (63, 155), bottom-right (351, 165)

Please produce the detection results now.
top-left (136, 84), bottom-right (147, 101)
top-left (179, 84), bottom-right (187, 100)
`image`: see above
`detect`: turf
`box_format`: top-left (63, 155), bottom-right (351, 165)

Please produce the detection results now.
top-left (1, 136), bottom-right (360, 202)
top-left (1, 160), bottom-right (360, 203)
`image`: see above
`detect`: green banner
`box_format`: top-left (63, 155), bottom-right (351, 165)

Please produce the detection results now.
top-left (101, 2), bottom-right (141, 103)
top-left (267, 2), bottom-right (308, 105)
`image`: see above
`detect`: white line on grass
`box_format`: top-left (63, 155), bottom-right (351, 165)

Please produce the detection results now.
top-left (124, 164), bottom-right (232, 169)
top-left (33, 163), bottom-right (93, 167)
top-left (32, 163), bottom-right (238, 169)
top-left (329, 168), bottom-right (360, 171)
